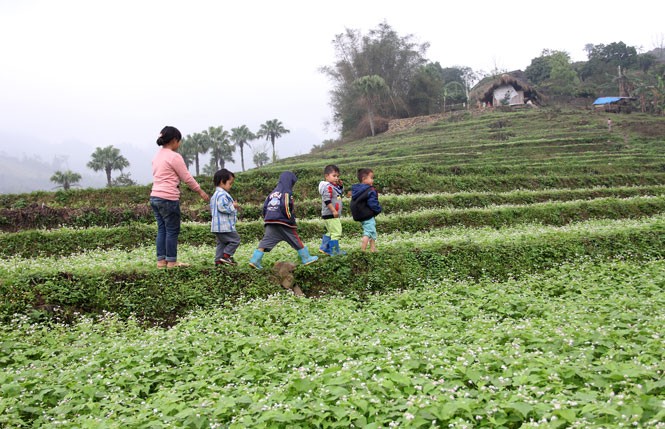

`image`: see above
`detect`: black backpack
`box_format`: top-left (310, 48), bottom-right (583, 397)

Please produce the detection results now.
top-left (350, 187), bottom-right (375, 221)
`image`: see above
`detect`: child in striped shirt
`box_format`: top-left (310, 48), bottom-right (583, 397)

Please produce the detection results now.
top-left (210, 169), bottom-right (240, 265)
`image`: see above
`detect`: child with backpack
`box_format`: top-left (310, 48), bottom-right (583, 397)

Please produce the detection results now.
top-left (350, 168), bottom-right (382, 252)
top-left (249, 171), bottom-right (319, 269)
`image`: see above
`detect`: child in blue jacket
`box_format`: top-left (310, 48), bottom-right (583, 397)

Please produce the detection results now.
top-left (249, 171), bottom-right (318, 269)
top-left (350, 168), bottom-right (382, 252)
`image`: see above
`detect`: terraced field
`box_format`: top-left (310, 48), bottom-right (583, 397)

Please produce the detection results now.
top-left (1, 108), bottom-right (664, 427)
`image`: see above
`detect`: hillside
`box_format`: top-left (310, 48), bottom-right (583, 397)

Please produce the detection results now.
top-left (2, 107), bottom-right (665, 427)
top-left (3, 107), bottom-right (664, 215)
top-left (2, 106), bottom-right (664, 303)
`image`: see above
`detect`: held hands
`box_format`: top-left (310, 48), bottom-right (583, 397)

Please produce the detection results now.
top-left (233, 200), bottom-right (239, 210)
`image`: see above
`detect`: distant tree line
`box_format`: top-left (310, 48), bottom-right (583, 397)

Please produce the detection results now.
top-left (322, 21), bottom-right (665, 139)
top-left (52, 145), bottom-right (135, 190)
top-left (525, 42), bottom-right (665, 114)
top-left (178, 119), bottom-right (290, 176)
top-left (50, 119), bottom-right (290, 190)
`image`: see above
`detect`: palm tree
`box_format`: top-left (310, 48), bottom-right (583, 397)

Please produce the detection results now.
top-left (111, 172), bottom-right (137, 187)
top-left (188, 132), bottom-right (211, 176)
top-left (204, 126), bottom-right (234, 171)
top-left (257, 119), bottom-right (289, 164)
top-left (178, 135), bottom-right (197, 171)
top-left (230, 125), bottom-right (256, 172)
top-left (353, 75), bottom-right (388, 136)
top-left (87, 145), bottom-right (130, 187)
top-left (253, 150), bottom-right (270, 168)
top-left (50, 170), bottom-right (82, 190)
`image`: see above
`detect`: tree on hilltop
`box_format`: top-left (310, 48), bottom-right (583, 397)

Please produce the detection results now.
top-left (257, 119), bottom-right (289, 164)
top-left (252, 145), bottom-right (270, 168)
top-left (321, 21), bottom-right (429, 138)
top-left (50, 170), bottom-right (81, 191)
top-left (111, 172), bottom-right (137, 187)
top-left (353, 75), bottom-right (388, 136)
top-left (231, 125), bottom-right (256, 172)
top-left (526, 50), bottom-right (579, 97)
top-left (203, 126), bottom-right (234, 172)
top-left (177, 137), bottom-right (196, 171)
top-left (182, 132), bottom-right (210, 176)
top-left (87, 146), bottom-right (129, 187)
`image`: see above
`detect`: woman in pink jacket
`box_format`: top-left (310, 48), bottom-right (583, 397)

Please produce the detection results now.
top-left (150, 126), bottom-right (209, 268)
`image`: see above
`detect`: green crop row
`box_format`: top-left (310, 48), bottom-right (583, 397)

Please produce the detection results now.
top-left (3, 165), bottom-right (665, 210)
top-left (220, 185), bottom-right (665, 223)
top-left (2, 195), bottom-right (664, 258)
top-left (1, 215), bottom-right (663, 324)
top-left (1, 216), bottom-right (659, 279)
top-left (3, 185), bottom-right (664, 231)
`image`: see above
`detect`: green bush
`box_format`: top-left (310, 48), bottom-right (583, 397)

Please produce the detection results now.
top-left (3, 196), bottom-right (664, 258)
top-left (2, 218), bottom-right (663, 324)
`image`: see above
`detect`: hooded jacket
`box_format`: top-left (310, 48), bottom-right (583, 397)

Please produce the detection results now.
top-left (350, 183), bottom-right (382, 222)
top-left (263, 171), bottom-right (298, 228)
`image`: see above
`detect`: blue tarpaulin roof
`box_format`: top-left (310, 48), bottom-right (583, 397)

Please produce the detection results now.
top-left (593, 97), bottom-right (624, 105)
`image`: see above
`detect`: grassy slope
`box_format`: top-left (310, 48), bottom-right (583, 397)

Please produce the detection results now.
top-left (2, 108), bottom-right (665, 428)
top-left (2, 106), bottom-right (665, 323)
top-left (2, 107), bottom-right (665, 209)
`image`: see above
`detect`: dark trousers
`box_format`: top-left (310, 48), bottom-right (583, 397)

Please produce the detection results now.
top-left (258, 224), bottom-right (304, 251)
top-left (214, 231), bottom-right (241, 260)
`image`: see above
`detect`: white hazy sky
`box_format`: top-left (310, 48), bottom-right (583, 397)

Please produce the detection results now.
top-left (0, 0), bottom-right (663, 178)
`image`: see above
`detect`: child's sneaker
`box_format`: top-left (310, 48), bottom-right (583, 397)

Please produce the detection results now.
top-left (215, 256), bottom-right (237, 266)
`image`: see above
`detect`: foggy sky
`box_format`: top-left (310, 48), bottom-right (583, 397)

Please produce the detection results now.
top-left (1, 0), bottom-right (662, 192)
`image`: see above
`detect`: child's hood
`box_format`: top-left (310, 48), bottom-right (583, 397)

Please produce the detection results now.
top-left (351, 183), bottom-right (373, 198)
top-left (274, 171), bottom-right (297, 194)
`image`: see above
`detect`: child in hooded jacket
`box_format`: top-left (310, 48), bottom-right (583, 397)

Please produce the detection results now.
top-left (249, 171), bottom-right (319, 269)
top-left (350, 168), bottom-right (382, 252)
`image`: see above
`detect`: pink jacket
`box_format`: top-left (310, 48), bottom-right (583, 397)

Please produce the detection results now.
top-left (150, 148), bottom-right (201, 201)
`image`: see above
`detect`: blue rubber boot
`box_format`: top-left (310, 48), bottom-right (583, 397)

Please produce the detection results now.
top-left (249, 249), bottom-right (264, 269)
top-left (297, 247), bottom-right (319, 265)
top-left (329, 240), bottom-right (347, 256)
top-left (319, 235), bottom-right (332, 255)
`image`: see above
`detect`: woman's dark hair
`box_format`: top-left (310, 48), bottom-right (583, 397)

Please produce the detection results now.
top-left (213, 168), bottom-right (235, 186)
top-left (156, 126), bottom-right (182, 146)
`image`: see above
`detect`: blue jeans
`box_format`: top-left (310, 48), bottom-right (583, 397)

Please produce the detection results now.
top-left (150, 197), bottom-right (181, 262)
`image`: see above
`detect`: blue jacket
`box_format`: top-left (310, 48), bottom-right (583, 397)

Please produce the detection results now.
top-left (263, 171), bottom-right (298, 228)
top-left (350, 183), bottom-right (382, 221)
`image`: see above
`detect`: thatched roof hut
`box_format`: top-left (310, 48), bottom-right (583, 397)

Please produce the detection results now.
top-left (469, 70), bottom-right (542, 107)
